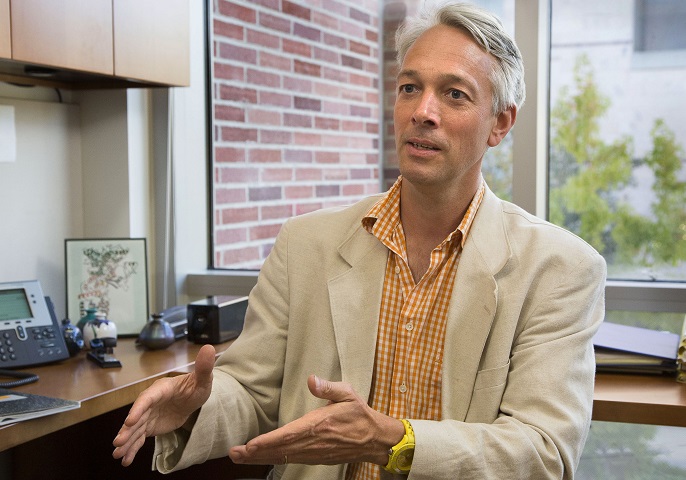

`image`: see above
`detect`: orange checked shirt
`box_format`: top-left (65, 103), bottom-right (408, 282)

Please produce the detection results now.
top-left (346, 176), bottom-right (485, 480)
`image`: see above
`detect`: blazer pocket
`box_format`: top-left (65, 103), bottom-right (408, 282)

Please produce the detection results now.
top-left (473, 360), bottom-right (510, 391)
top-left (466, 361), bottom-right (510, 423)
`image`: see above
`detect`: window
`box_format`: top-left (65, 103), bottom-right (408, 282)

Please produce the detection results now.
top-left (208, 1), bottom-right (382, 269)
top-left (634, 0), bottom-right (686, 52)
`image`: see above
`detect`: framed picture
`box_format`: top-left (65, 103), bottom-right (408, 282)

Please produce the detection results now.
top-left (65, 238), bottom-right (149, 336)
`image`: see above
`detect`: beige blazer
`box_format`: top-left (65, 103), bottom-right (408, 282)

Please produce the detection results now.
top-left (155, 187), bottom-right (606, 480)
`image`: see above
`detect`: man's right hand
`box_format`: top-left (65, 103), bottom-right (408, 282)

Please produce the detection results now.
top-left (112, 344), bottom-right (216, 466)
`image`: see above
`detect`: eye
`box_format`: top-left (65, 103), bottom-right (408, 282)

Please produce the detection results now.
top-left (449, 89), bottom-right (465, 100)
top-left (399, 84), bottom-right (416, 94)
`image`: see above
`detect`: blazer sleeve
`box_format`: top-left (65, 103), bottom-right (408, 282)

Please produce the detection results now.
top-left (408, 249), bottom-right (606, 480)
top-left (153, 217), bottom-right (295, 472)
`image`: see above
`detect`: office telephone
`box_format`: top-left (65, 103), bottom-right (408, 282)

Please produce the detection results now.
top-left (0, 280), bottom-right (70, 370)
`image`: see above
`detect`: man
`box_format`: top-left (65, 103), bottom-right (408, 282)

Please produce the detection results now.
top-left (113, 3), bottom-right (606, 479)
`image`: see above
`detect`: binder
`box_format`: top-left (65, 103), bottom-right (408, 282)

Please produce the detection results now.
top-left (0, 388), bottom-right (80, 426)
top-left (593, 322), bottom-right (679, 375)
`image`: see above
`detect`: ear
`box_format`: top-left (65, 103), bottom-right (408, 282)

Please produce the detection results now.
top-left (487, 106), bottom-right (517, 147)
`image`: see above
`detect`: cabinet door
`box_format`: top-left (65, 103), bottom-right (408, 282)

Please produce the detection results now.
top-left (0, 0), bottom-right (10, 59)
top-left (11, 0), bottom-right (113, 74)
top-left (114, 0), bottom-right (190, 86)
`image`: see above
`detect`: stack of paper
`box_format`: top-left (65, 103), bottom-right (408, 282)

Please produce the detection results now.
top-left (677, 316), bottom-right (686, 384)
top-left (593, 322), bottom-right (680, 375)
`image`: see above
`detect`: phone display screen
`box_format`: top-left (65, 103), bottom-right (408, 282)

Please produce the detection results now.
top-left (0, 288), bottom-right (32, 322)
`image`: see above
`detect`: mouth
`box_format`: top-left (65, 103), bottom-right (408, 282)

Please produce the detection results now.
top-left (408, 141), bottom-right (440, 151)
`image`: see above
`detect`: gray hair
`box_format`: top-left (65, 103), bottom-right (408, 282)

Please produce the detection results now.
top-left (395, 2), bottom-right (525, 115)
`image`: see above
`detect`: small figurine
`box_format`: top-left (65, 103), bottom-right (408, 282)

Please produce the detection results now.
top-left (60, 318), bottom-right (85, 356)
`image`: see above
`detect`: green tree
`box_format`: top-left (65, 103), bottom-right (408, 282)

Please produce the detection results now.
top-left (550, 55), bottom-right (686, 270)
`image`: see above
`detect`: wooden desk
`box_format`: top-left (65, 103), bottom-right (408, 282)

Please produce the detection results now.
top-left (0, 338), bottom-right (233, 452)
top-left (1, 339), bottom-right (684, 479)
top-left (592, 373), bottom-right (686, 427)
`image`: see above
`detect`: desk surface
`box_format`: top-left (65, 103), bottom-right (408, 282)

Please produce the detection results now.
top-left (0, 338), bottom-right (232, 452)
top-left (1, 339), bottom-right (684, 452)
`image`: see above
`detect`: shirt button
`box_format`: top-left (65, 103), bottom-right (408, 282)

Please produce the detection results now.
top-left (405, 322), bottom-right (413, 331)
top-left (399, 383), bottom-right (407, 393)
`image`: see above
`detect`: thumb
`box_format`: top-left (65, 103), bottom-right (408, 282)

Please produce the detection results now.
top-left (193, 344), bottom-right (216, 385)
top-left (307, 375), bottom-right (356, 404)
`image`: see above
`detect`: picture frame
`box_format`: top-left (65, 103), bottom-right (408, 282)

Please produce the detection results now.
top-left (65, 238), bottom-right (149, 336)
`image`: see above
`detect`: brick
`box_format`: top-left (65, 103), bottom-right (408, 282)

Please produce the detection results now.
top-left (294, 59), bottom-right (321, 77)
top-left (248, 108), bottom-right (282, 126)
top-left (323, 168), bottom-right (348, 180)
top-left (216, 227), bottom-right (248, 244)
top-left (215, 147), bottom-right (246, 163)
top-left (247, 28), bottom-right (280, 49)
top-left (249, 148), bottom-right (282, 163)
top-left (219, 85), bottom-right (258, 103)
top-left (293, 132), bottom-right (322, 145)
top-left (315, 151), bottom-right (339, 163)
top-left (313, 11), bottom-right (339, 30)
top-left (316, 184), bottom-right (340, 197)
top-left (283, 1), bottom-right (310, 21)
top-left (350, 105), bottom-right (372, 118)
top-left (214, 19), bottom-right (243, 40)
top-left (296, 202), bottom-right (324, 215)
top-left (342, 119), bottom-right (364, 132)
top-left (261, 168), bottom-right (294, 182)
top-left (323, 32), bottom-right (346, 49)
top-left (260, 129), bottom-right (292, 144)
top-left (321, 0), bottom-right (346, 16)
top-left (223, 207), bottom-right (259, 223)
top-left (321, 66), bottom-right (347, 83)
top-left (250, 223), bottom-right (282, 240)
top-left (222, 246), bottom-right (260, 265)
top-left (249, 186), bottom-right (282, 201)
top-left (342, 183), bottom-right (365, 196)
top-left (259, 11), bottom-right (291, 33)
top-left (284, 112), bottom-right (312, 128)
top-left (214, 62), bottom-right (244, 81)
top-left (349, 40), bottom-right (371, 56)
top-left (261, 204), bottom-right (293, 220)
top-left (315, 116), bottom-right (340, 130)
top-left (219, 167), bottom-right (259, 183)
top-left (221, 126), bottom-right (258, 142)
top-left (283, 75), bottom-right (313, 93)
top-left (215, 105), bottom-right (245, 122)
top-left (294, 96), bottom-right (322, 111)
top-left (342, 54), bottom-right (364, 70)
top-left (251, 0), bottom-right (279, 11)
top-left (285, 185), bottom-right (314, 199)
top-left (283, 38), bottom-right (312, 57)
top-left (284, 149), bottom-right (313, 163)
top-left (294, 23), bottom-right (321, 42)
top-left (219, 42), bottom-right (258, 64)
top-left (217, 1), bottom-right (256, 23)
top-left (215, 186), bottom-right (246, 203)
top-left (313, 46), bottom-right (339, 64)
top-left (260, 51), bottom-right (292, 71)
top-left (247, 68), bottom-right (281, 87)
top-left (259, 91), bottom-right (292, 107)
top-left (295, 168), bottom-right (322, 181)
top-left (349, 7), bottom-right (371, 25)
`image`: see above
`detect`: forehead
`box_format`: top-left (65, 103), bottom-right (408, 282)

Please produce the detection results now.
top-left (399, 24), bottom-right (494, 86)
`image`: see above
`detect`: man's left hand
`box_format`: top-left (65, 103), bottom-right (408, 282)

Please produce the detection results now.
top-left (228, 375), bottom-right (404, 466)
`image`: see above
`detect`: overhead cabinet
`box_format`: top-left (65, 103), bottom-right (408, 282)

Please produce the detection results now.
top-left (1, 0), bottom-right (189, 88)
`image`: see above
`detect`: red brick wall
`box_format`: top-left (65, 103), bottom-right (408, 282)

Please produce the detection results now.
top-left (211, 0), bottom-right (382, 268)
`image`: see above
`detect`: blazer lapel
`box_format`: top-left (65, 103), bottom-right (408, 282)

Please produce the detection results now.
top-left (328, 226), bottom-right (388, 400)
top-left (441, 188), bottom-right (512, 420)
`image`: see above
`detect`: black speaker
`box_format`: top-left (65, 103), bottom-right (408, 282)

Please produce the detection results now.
top-left (187, 296), bottom-right (248, 344)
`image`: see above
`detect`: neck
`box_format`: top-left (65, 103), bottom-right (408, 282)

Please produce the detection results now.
top-left (399, 175), bottom-right (480, 241)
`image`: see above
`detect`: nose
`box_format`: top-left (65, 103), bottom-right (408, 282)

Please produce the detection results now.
top-left (412, 92), bottom-right (439, 127)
